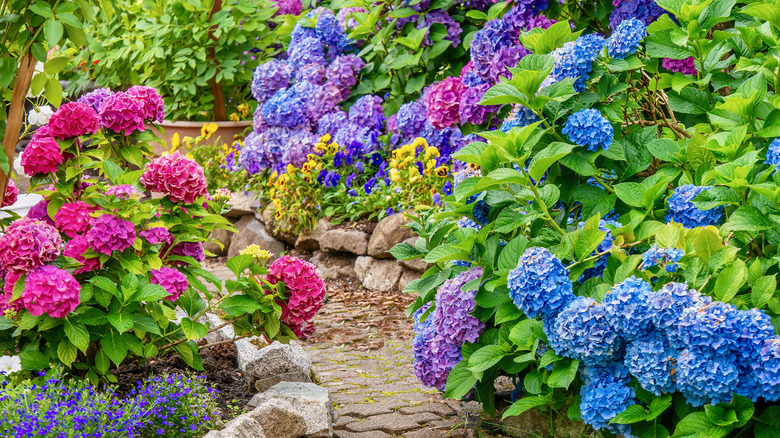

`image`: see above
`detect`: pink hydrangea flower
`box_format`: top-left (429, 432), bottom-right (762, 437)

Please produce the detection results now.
top-left (54, 201), bottom-right (97, 238)
top-left (21, 136), bottom-right (63, 175)
top-left (0, 218), bottom-right (62, 274)
top-left (63, 235), bottom-right (101, 274)
top-left (126, 86), bottom-right (165, 123)
top-left (169, 241), bottom-right (205, 264)
top-left (1, 271), bottom-right (23, 312)
top-left (267, 256), bottom-right (326, 336)
top-left (150, 267), bottom-right (189, 301)
top-left (1, 179), bottom-right (18, 208)
top-left (140, 227), bottom-right (173, 246)
top-left (99, 91), bottom-right (146, 134)
top-left (662, 57), bottom-right (697, 76)
top-left (85, 214), bottom-right (136, 255)
top-left (425, 77), bottom-right (466, 129)
top-left (273, 0), bottom-right (302, 15)
top-left (21, 265), bottom-right (80, 318)
top-left (140, 152), bottom-right (208, 204)
top-left (105, 184), bottom-right (142, 200)
top-left (47, 102), bottom-right (100, 139)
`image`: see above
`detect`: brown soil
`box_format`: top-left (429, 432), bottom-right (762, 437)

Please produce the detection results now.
top-left (115, 343), bottom-right (251, 421)
top-left (329, 218), bottom-right (378, 234)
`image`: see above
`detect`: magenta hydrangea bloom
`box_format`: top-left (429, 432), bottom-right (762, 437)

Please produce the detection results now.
top-left (63, 234), bottom-right (101, 274)
top-left (126, 86), bottom-right (165, 123)
top-left (267, 255), bottom-right (327, 337)
top-left (54, 201), bottom-right (97, 238)
top-left (105, 184), bottom-right (142, 200)
top-left (1, 271), bottom-right (22, 312)
top-left (662, 57), bottom-right (696, 76)
top-left (169, 242), bottom-right (205, 263)
top-left (85, 214), bottom-right (136, 255)
top-left (0, 218), bottom-right (62, 274)
top-left (99, 91), bottom-right (146, 134)
top-left (1, 179), bottom-right (18, 208)
top-left (273, 0), bottom-right (302, 15)
top-left (21, 136), bottom-right (63, 175)
top-left (150, 267), bottom-right (189, 301)
top-left (140, 227), bottom-right (173, 246)
top-left (140, 152), bottom-right (208, 204)
top-left (47, 102), bottom-right (100, 139)
top-left (21, 265), bottom-right (80, 318)
top-left (26, 200), bottom-right (54, 226)
top-left (433, 267), bottom-right (484, 344)
top-left (425, 77), bottom-right (466, 129)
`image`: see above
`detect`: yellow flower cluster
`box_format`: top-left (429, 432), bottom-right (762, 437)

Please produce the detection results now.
top-left (239, 244), bottom-right (272, 266)
top-left (388, 137), bottom-right (449, 184)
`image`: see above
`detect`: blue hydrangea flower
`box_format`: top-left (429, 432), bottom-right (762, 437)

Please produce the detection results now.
top-left (469, 18), bottom-right (530, 84)
top-left (678, 301), bottom-right (745, 356)
top-left (648, 282), bottom-right (710, 347)
top-left (473, 200), bottom-right (490, 225)
top-left (261, 86), bottom-right (309, 129)
top-left (758, 339), bottom-right (780, 402)
top-left (317, 110), bottom-right (348, 136)
top-left (544, 34), bottom-right (605, 92)
top-left (602, 276), bottom-right (654, 341)
top-left (624, 331), bottom-right (676, 395)
top-left (765, 138), bottom-right (780, 166)
top-left (665, 185), bottom-right (724, 228)
top-left (288, 37), bottom-right (327, 69)
top-left (606, 18), bottom-right (647, 59)
top-left (457, 216), bottom-right (481, 230)
top-left (578, 219), bottom-right (620, 282)
top-left (609, 0), bottom-right (666, 28)
top-left (433, 268), bottom-right (484, 344)
top-left (508, 247), bottom-right (575, 320)
top-left (642, 244), bottom-right (685, 272)
top-left (500, 105), bottom-right (539, 132)
top-left (546, 296), bottom-right (621, 366)
top-left (251, 59), bottom-right (292, 104)
top-left (579, 363), bottom-right (636, 434)
top-left (676, 347), bottom-right (740, 406)
top-left (562, 109), bottom-right (613, 152)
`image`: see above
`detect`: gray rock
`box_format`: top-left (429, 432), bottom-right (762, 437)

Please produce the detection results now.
top-left (260, 205), bottom-right (298, 245)
top-left (354, 257), bottom-right (403, 291)
top-left (296, 218), bottom-right (332, 251)
top-left (202, 431), bottom-right (223, 438)
top-left (204, 227), bottom-right (233, 257)
top-left (227, 215), bottom-right (285, 259)
top-left (245, 341), bottom-right (312, 393)
top-left (367, 214), bottom-right (414, 259)
top-left (236, 337), bottom-right (268, 371)
top-left (310, 250), bottom-right (357, 280)
top-left (320, 229), bottom-right (369, 255)
top-left (398, 269), bottom-right (421, 291)
top-left (200, 313), bottom-right (235, 345)
top-left (247, 398), bottom-right (307, 438)
top-left (397, 238), bottom-right (431, 273)
top-left (218, 415), bottom-right (266, 438)
top-left (225, 192), bottom-right (259, 218)
top-left (247, 382), bottom-right (336, 438)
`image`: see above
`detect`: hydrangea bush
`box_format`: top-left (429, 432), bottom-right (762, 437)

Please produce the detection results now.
top-left (0, 87), bottom-right (325, 382)
top-left (393, 2), bottom-right (780, 436)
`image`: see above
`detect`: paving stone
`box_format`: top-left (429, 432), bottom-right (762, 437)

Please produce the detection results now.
top-left (335, 430), bottom-right (391, 438)
top-left (345, 412), bottom-right (440, 434)
top-left (338, 400), bottom-right (408, 418)
top-left (402, 430), bottom-right (450, 438)
top-left (397, 403), bottom-right (455, 417)
top-left (334, 415), bottom-right (357, 429)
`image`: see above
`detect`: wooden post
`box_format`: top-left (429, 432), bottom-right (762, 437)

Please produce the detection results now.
top-left (0, 52), bottom-right (37, 201)
top-left (208, 0), bottom-right (226, 121)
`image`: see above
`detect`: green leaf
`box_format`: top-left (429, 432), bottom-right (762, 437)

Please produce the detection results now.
top-left (534, 20), bottom-right (578, 54)
top-left (389, 242), bottom-right (422, 260)
top-left (693, 226), bottom-right (722, 263)
top-left (181, 318), bottom-right (208, 340)
top-left (502, 394), bottom-right (552, 419)
top-left (108, 311), bottom-right (134, 333)
top-left (219, 295), bottom-right (262, 317)
top-left (547, 359), bottom-right (579, 389)
top-left (132, 284), bottom-right (170, 302)
top-left (226, 254), bottom-right (254, 277)
top-left (755, 406), bottom-right (780, 438)
top-left (528, 142), bottom-right (576, 182)
top-left (19, 350), bottom-right (49, 370)
top-left (610, 404), bottom-right (649, 424)
top-left (44, 77), bottom-right (62, 107)
top-left (28, 1), bottom-right (53, 18)
top-left (673, 412), bottom-right (733, 438)
top-left (495, 301), bottom-right (524, 324)
top-left (722, 206), bottom-right (776, 233)
top-left (645, 30), bottom-right (693, 60)
top-left (467, 344), bottom-right (505, 372)
top-left (647, 395), bottom-right (673, 421)
top-left (64, 319), bottom-right (90, 352)
top-left (133, 314), bottom-right (162, 336)
top-left (444, 361), bottom-right (478, 399)
top-left (480, 83), bottom-right (529, 106)
top-left (640, 424), bottom-right (670, 438)
top-left (43, 56), bottom-right (69, 74)
top-left (423, 245), bottom-right (469, 263)
top-left (101, 330), bottom-right (128, 366)
top-left (91, 277), bottom-right (119, 298)
top-left (752, 275), bottom-right (776, 309)
top-left (647, 138), bottom-right (680, 161)
top-left (575, 229), bottom-right (606, 261)
top-left (714, 261), bottom-right (747, 303)
top-left (497, 236), bottom-right (528, 270)
top-left (57, 339), bottom-right (77, 367)
top-left (704, 405), bottom-right (738, 427)
top-left (43, 19), bottom-right (64, 47)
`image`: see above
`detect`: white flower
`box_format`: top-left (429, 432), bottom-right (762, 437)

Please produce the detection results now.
top-left (0, 355), bottom-right (22, 375)
top-left (13, 154), bottom-right (28, 178)
top-left (28, 105), bottom-right (54, 126)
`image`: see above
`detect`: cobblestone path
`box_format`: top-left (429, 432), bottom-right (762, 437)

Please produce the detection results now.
top-left (304, 279), bottom-right (471, 438)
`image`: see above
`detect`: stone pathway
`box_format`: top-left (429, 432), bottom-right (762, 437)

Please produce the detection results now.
top-left (304, 278), bottom-right (472, 438)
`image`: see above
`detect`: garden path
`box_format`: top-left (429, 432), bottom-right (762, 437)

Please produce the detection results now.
top-left (208, 264), bottom-right (472, 438)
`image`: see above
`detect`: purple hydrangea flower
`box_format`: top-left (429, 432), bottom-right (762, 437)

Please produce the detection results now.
top-left (419, 10), bottom-right (462, 47)
top-left (459, 84), bottom-right (497, 125)
top-left (251, 59), bottom-right (292, 104)
top-left (432, 268), bottom-right (484, 344)
top-left (86, 214), bottom-right (137, 255)
top-left (349, 95), bottom-right (384, 130)
top-left (662, 57), bottom-right (697, 75)
top-left (77, 88), bottom-right (114, 112)
top-left (140, 227), bottom-right (174, 246)
top-left (318, 110), bottom-right (349, 136)
top-left (610, 0), bottom-right (666, 28)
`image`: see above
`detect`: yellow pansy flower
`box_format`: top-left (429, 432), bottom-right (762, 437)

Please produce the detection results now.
top-left (435, 166), bottom-right (450, 177)
top-left (201, 122), bottom-right (218, 138)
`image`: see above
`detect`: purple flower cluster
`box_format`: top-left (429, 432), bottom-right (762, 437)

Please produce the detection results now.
top-left (413, 268), bottom-right (483, 390)
top-left (85, 214), bottom-right (137, 255)
top-left (662, 57), bottom-right (697, 75)
top-left (609, 0), bottom-right (667, 29)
